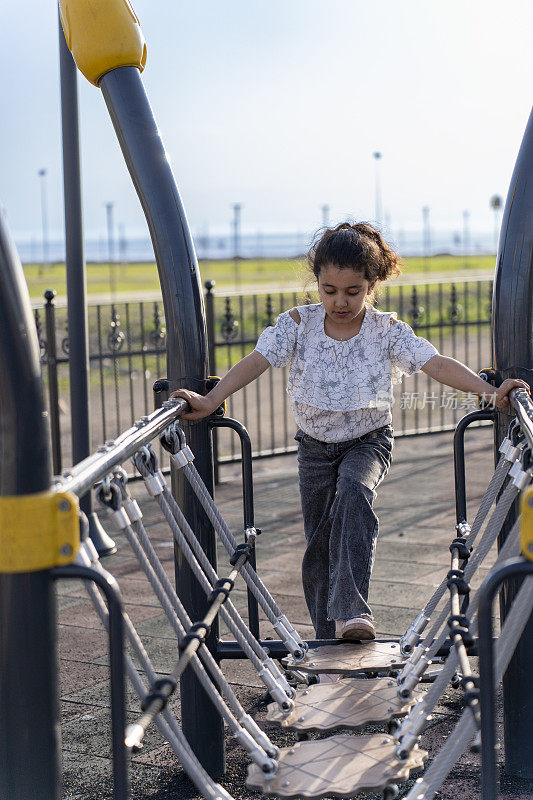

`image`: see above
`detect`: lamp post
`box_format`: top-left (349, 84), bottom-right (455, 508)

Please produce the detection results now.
top-left (373, 151), bottom-right (382, 227)
top-left (232, 203), bottom-right (241, 291)
top-left (38, 168), bottom-right (49, 274)
top-left (422, 205), bottom-right (431, 272)
top-left (105, 201), bottom-right (116, 298)
top-left (490, 194), bottom-right (502, 254)
top-left (463, 210), bottom-right (470, 269)
top-left (118, 223), bottom-right (127, 265)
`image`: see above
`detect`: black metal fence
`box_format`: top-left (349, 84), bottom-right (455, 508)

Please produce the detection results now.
top-left (35, 275), bottom-right (493, 474)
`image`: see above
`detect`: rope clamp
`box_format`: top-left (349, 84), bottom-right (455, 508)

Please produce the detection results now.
top-left (245, 526), bottom-right (259, 543)
top-left (498, 436), bottom-right (512, 457)
top-left (207, 577), bottom-right (235, 605)
top-left (179, 621), bottom-right (211, 651)
top-left (124, 498), bottom-right (143, 523)
top-left (446, 570), bottom-right (470, 595)
top-left (169, 451), bottom-right (187, 468)
top-left (230, 542), bottom-right (253, 566)
top-left (505, 444), bottom-right (522, 463)
top-left (447, 613), bottom-right (473, 645)
top-left (181, 445), bottom-right (194, 462)
top-left (510, 463), bottom-right (532, 491)
top-left (449, 536), bottom-right (471, 560)
top-left (0, 490), bottom-right (79, 573)
top-left (455, 521), bottom-right (471, 538)
top-left (140, 677), bottom-right (177, 712)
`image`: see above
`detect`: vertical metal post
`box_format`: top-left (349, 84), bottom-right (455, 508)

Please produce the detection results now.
top-left (492, 106), bottom-right (533, 779)
top-left (44, 289), bottom-right (62, 474)
top-left (205, 280), bottom-right (219, 485)
top-left (58, 20), bottom-right (116, 556)
top-left (0, 211), bottom-right (61, 800)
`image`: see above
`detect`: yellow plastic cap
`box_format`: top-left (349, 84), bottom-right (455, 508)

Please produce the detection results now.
top-left (59, 0), bottom-right (147, 87)
top-left (0, 490), bottom-right (80, 573)
top-left (520, 486), bottom-right (533, 562)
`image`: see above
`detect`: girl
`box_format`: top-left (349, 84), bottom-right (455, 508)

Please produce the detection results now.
top-left (171, 222), bottom-right (527, 642)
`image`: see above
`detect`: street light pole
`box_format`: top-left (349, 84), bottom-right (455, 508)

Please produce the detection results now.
top-left (105, 201), bottom-right (116, 298)
top-left (232, 203), bottom-right (241, 291)
top-left (38, 168), bottom-right (49, 274)
top-left (463, 210), bottom-right (470, 269)
top-left (490, 195), bottom-right (502, 254)
top-left (422, 205), bottom-right (431, 272)
top-left (373, 151), bottom-right (382, 227)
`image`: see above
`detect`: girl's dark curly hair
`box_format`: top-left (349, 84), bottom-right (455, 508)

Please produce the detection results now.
top-left (307, 222), bottom-right (402, 286)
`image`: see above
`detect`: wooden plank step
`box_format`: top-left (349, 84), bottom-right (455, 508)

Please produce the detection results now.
top-left (265, 676), bottom-right (423, 731)
top-left (246, 733), bottom-right (427, 798)
top-left (283, 641), bottom-right (404, 675)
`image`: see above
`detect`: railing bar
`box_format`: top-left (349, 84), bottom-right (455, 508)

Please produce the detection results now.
top-left (96, 304), bottom-right (107, 443)
top-left (125, 303), bottom-right (135, 425)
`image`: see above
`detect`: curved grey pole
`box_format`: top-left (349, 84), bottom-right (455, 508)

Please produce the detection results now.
top-left (99, 66), bottom-right (224, 778)
top-left (0, 211), bottom-right (61, 798)
top-left (0, 213), bottom-right (51, 495)
top-left (100, 67), bottom-right (208, 384)
top-left (493, 107), bottom-right (533, 370)
top-left (492, 105), bottom-right (533, 780)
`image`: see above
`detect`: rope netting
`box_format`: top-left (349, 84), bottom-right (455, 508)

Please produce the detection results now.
top-left (54, 402), bottom-right (533, 800)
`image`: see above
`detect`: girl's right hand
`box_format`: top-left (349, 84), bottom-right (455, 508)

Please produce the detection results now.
top-left (169, 388), bottom-right (216, 420)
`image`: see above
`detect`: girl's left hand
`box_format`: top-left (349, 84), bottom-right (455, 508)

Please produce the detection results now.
top-left (493, 378), bottom-right (531, 408)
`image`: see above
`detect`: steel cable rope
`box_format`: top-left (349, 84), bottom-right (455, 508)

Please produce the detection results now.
top-left (123, 541), bottom-right (277, 773)
top-left (163, 424), bottom-right (306, 657)
top-left (123, 543), bottom-right (271, 769)
top-left (183, 460), bottom-right (304, 653)
top-left (403, 572), bottom-right (533, 800)
top-left (401, 437), bottom-right (517, 655)
top-left (445, 533), bottom-right (482, 732)
top-left (134, 448), bottom-right (295, 711)
top-left (96, 478), bottom-right (278, 765)
top-left (395, 517), bottom-right (522, 755)
top-left (75, 539), bottom-right (232, 800)
top-left (134, 446), bottom-right (292, 695)
top-left (398, 475), bottom-right (524, 693)
top-left (108, 471), bottom-right (277, 757)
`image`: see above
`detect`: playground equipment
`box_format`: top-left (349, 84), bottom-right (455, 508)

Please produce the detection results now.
top-left (1, 2), bottom-right (532, 798)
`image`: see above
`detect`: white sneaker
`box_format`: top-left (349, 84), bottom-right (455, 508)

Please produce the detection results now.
top-left (335, 617), bottom-right (376, 641)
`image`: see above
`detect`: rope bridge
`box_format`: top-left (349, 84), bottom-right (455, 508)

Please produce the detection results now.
top-left (52, 392), bottom-right (533, 800)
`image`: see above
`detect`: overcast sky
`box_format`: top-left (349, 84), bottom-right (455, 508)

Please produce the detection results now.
top-left (1, 0), bottom-right (531, 243)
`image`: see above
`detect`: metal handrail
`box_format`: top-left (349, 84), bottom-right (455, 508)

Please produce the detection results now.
top-left (55, 399), bottom-right (187, 498)
top-left (509, 387), bottom-right (533, 450)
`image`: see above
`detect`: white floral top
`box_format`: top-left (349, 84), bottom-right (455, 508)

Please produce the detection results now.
top-left (254, 303), bottom-right (438, 442)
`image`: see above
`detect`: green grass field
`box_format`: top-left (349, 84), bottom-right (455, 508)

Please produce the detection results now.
top-left (24, 253), bottom-right (495, 301)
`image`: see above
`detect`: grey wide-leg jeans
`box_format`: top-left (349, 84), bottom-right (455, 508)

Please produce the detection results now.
top-left (296, 425), bottom-right (393, 639)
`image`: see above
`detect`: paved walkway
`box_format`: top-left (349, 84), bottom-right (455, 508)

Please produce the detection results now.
top-left (56, 427), bottom-right (529, 799)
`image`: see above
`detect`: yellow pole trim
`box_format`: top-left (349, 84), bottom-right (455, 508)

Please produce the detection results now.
top-left (0, 491), bottom-right (80, 573)
top-left (58, 0), bottom-right (147, 87)
top-left (520, 486), bottom-right (533, 562)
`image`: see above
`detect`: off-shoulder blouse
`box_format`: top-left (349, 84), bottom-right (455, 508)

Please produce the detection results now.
top-left (254, 303), bottom-right (437, 442)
